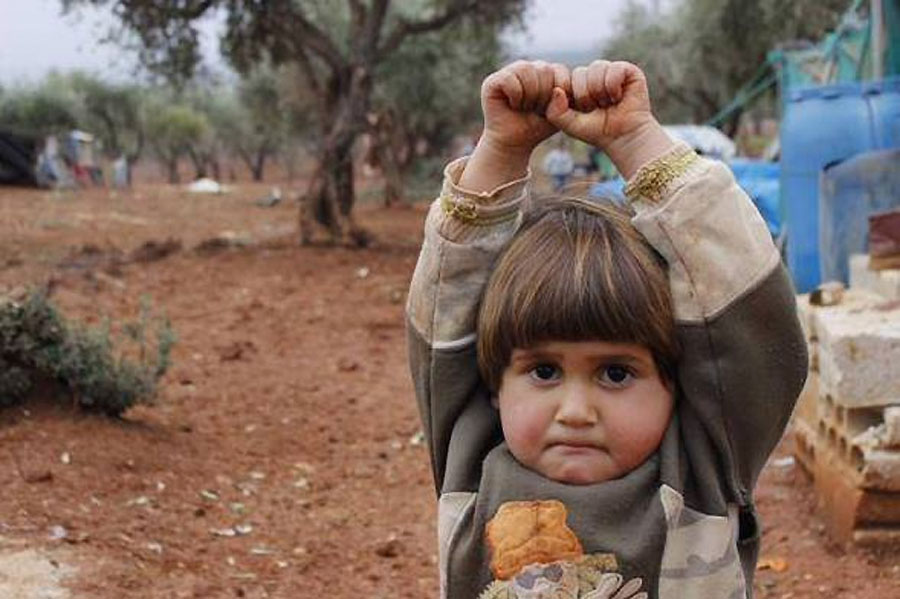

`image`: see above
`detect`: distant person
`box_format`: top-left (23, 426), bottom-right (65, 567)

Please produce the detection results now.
top-left (112, 155), bottom-right (129, 188)
top-left (542, 136), bottom-right (574, 191)
top-left (406, 59), bottom-right (807, 598)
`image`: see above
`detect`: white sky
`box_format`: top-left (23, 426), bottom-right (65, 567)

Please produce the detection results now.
top-left (0, 0), bottom-right (659, 83)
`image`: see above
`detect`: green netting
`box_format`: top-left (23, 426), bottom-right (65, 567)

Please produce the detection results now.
top-left (768, 0), bottom-right (873, 90)
top-left (768, 0), bottom-right (900, 89)
top-left (886, 0), bottom-right (900, 75)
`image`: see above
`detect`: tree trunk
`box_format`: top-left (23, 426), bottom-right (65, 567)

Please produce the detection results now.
top-left (188, 148), bottom-right (207, 179)
top-left (299, 138), bottom-right (359, 244)
top-left (209, 158), bottom-right (222, 182)
top-left (167, 159), bottom-right (180, 184)
top-left (298, 67), bottom-right (373, 246)
top-left (372, 112), bottom-right (404, 207)
top-left (252, 149), bottom-right (267, 182)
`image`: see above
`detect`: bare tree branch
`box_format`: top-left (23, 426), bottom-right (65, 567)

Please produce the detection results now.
top-left (376, 0), bottom-right (480, 61)
top-left (362, 0), bottom-right (390, 58)
top-left (295, 48), bottom-right (327, 114)
top-left (285, 5), bottom-right (349, 74)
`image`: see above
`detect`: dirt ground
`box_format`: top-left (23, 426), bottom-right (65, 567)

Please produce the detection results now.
top-left (0, 182), bottom-right (897, 598)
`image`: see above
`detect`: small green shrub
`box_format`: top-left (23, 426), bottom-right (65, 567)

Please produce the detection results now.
top-left (0, 290), bottom-right (175, 416)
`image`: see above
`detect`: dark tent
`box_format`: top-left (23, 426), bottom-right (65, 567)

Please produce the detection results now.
top-left (0, 130), bottom-right (39, 186)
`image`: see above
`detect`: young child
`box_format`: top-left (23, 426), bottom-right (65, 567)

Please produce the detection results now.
top-left (406, 60), bottom-right (807, 599)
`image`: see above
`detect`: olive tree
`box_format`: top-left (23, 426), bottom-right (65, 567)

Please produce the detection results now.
top-left (61, 0), bottom-right (528, 245)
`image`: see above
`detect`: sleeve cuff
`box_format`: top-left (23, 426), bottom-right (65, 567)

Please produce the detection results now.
top-left (624, 142), bottom-right (704, 208)
top-left (439, 157), bottom-right (530, 227)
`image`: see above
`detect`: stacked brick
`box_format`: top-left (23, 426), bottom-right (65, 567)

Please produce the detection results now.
top-left (793, 255), bottom-right (900, 547)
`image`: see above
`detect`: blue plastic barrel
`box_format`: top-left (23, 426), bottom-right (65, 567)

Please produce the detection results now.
top-left (779, 77), bottom-right (900, 292)
top-left (867, 78), bottom-right (900, 149)
top-left (729, 159), bottom-right (782, 237)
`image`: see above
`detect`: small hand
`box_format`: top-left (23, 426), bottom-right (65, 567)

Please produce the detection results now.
top-left (479, 60), bottom-right (571, 158)
top-left (459, 61), bottom-right (570, 192)
top-left (546, 60), bottom-right (675, 178)
top-left (546, 60), bottom-right (653, 149)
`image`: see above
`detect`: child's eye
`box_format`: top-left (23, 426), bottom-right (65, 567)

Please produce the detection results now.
top-left (529, 364), bottom-right (560, 382)
top-left (598, 365), bottom-right (634, 387)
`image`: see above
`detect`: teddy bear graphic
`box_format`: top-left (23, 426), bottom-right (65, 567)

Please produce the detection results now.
top-left (479, 500), bottom-right (647, 599)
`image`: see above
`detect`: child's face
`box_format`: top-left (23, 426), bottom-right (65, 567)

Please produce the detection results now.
top-left (496, 340), bottom-right (673, 485)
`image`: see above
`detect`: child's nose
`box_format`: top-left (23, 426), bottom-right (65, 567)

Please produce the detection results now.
top-left (554, 383), bottom-right (598, 427)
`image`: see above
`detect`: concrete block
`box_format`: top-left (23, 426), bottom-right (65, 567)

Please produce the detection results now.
top-left (792, 419), bottom-right (817, 477)
top-left (796, 290), bottom-right (884, 341)
top-left (858, 449), bottom-right (900, 491)
top-left (886, 406), bottom-right (900, 447)
top-left (791, 373), bottom-right (820, 476)
top-left (796, 291), bottom-right (881, 372)
top-left (816, 300), bottom-right (900, 407)
top-left (796, 293), bottom-right (815, 342)
top-left (812, 442), bottom-right (900, 547)
top-left (849, 253), bottom-right (900, 300)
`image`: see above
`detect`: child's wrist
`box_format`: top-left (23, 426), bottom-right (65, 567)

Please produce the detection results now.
top-left (458, 135), bottom-right (533, 193)
top-left (606, 120), bottom-right (677, 180)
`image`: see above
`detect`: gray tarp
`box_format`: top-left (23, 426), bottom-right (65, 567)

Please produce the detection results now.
top-left (819, 148), bottom-right (900, 283)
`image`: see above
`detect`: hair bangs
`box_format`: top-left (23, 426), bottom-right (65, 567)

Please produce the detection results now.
top-left (478, 199), bottom-right (678, 391)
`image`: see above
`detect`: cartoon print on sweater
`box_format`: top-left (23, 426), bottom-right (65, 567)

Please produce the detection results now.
top-left (478, 500), bottom-right (647, 599)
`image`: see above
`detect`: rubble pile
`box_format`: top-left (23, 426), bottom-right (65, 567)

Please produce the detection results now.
top-left (793, 255), bottom-right (900, 547)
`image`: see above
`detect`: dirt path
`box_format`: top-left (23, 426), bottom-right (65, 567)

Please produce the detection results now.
top-left (0, 185), bottom-right (896, 597)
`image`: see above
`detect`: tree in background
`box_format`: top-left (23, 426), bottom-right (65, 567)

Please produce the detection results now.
top-left (370, 20), bottom-right (503, 205)
top-left (69, 73), bottom-right (145, 183)
top-left (0, 81), bottom-right (80, 138)
top-left (144, 100), bottom-right (210, 184)
top-left (232, 68), bottom-right (289, 182)
top-left (604, 0), bottom-right (847, 132)
top-left (60, 0), bottom-right (528, 245)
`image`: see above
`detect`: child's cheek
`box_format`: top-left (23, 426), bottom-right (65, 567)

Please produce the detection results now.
top-left (502, 402), bottom-right (549, 455)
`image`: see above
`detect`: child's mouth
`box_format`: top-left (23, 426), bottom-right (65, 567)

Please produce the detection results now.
top-left (550, 442), bottom-right (602, 454)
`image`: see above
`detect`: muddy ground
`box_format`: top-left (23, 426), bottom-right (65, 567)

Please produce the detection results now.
top-left (0, 182), bottom-right (897, 598)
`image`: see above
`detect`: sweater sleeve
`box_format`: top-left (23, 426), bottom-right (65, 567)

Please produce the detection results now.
top-left (629, 146), bottom-right (808, 502)
top-left (406, 157), bottom-right (528, 494)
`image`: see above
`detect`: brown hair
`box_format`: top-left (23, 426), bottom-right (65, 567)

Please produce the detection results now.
top-left (477, 197), bottom-right (677, 392)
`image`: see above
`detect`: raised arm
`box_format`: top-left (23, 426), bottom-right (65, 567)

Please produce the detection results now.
top-left (407, 61), bottom-right (569, 492)
top-left (547, 60), bottom-right (808, 498)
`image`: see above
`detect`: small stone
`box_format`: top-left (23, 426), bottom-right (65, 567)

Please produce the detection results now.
top-left (374, 537), bottom-right (403, 558)
top-left (24, 469), bottom-right (53, 484)
top-left (337, 358), bottom-right (360, 372)
top-left (211, 528), bottom-right (237, 537)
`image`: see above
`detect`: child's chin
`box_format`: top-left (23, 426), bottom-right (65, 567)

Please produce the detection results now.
top-left (546, 465), bottom-right (612, 486)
